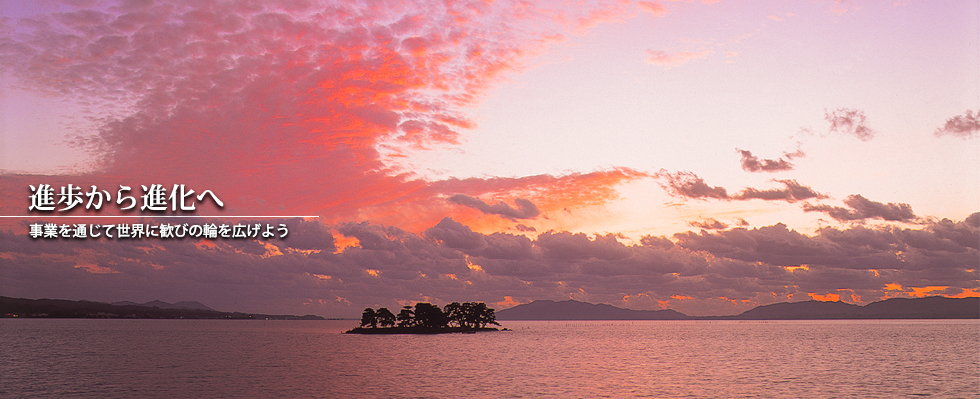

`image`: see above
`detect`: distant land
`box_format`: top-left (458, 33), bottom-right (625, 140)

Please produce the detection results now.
top-left (0, 296), bottom-right (324, 320)
top-left (496, 299), bottom-right (689, 320)
top-left (4, 296), bottom-right (976, 321)
top-left (496, 297), bottom-right (980, 320)
top-left (111, 300), bottom-right (215, 311)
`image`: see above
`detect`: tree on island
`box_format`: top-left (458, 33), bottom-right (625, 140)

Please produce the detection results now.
top-left (413, 302), bottom-right (447, 328)
top-left (376, 307), bottom-right (396, 328)
top-left (397, 305), bottom-right (415, 327)
top-left (360, 307), bottom-right (377, 328)
top-left (357, 302), bottom-right (500, 331)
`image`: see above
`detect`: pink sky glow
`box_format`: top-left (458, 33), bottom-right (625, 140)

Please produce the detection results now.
top-left (0, 0), bottom-right (977, 317)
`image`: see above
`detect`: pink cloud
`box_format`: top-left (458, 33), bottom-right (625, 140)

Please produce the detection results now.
top-left (644, 49), bottom-right (712, 66)
top-left (0, 0), bottom-right (647, 233)
top-left (934, 110), bottom-right (979, 139)
top-left (737, 149), bottom-right (796, 173)
top-left (825, 108), bottom-right (876, 140)
top-left (636, 1), bottom-right (669, 17)
top-left (574, 2), bottom-right (631, 31)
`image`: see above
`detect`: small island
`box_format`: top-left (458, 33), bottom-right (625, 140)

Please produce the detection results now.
top-left (346, 302), bottom-right (502, 334)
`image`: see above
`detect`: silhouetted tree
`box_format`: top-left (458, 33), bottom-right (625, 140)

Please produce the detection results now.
top-left (458, 302), bottom-right (499, 328)
top-left (356, 302), bottom-right (498, 331)
top-left (414, 302), bottom-right (447, 328)
top-left (360, 307), bottom-right (377, 328)
top-left (473, 303), bottom-right (499, 328)
top-left (443, 302), bottom-right (464, 327)
top-left (376, 307), bottom-right (396, 328)
top-left (396, 305), bottom-right (415, 327)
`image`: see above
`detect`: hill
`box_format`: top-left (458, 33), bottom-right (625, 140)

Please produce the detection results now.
top-left (111, 300), bottom-right (216, 311)
top-left (496, 297), bottom-right (980, 320)
top-left (1, 296), bottom-right (323, 320)
top-left (736, 296), bottom-right (980, 320)
top-left (496, 299), bottom-right (690, 320)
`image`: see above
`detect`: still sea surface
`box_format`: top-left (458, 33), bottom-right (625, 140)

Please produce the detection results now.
top-left (1, 319), bottom-right (977, 398)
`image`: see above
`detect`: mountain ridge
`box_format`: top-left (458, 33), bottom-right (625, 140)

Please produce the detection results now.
top-left (111, 300), bottom-right (215, 311)
top-left (496, 297), bottom-right (980, 320)
top-left (1, 296), bottom-right (323, 320)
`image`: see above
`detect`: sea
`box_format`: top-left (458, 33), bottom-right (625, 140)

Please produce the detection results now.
top-left (1, 319), bottom-right (977, 398)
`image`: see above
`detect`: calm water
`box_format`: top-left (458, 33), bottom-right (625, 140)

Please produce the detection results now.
top-left (1, 319), bottom-right (977, 398)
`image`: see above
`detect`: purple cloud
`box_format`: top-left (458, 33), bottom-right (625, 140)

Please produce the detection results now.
top-left (934, 110), bottom-right (979, 139)
top-left (3, 215), bottom-right (975, 317)
top-left (658, 171), bottom-right (824, 203)
top-left (825, 108), bottom-right (876, 141)
top-left (690, 219), bottom-right (728, 230)
top-left (657, 171), bottom-right (729, 200)
top-left (734, 180), bottom-right (826, 202)
top-left (737, 149), bottom-right (795, 172)
top-left (448, 195), bottom-right (540, 220)
top-left (803, 194), bottom-right (917, 222)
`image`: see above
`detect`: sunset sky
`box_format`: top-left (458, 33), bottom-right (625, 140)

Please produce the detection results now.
top-left (1, 0), bottom-right (977, 317)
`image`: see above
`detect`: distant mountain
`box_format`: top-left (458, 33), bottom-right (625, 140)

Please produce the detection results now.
top-left (112, 300), bottom-right (215, 311)
top-left (2, 296), bottom-right (323, 320)
top-left (496, 297), bottom-right (980, 321)
top-left (737, 297), bottom-right (980, 320)
top-left (734, 300), bottom-right (864, 319)
top-left (496, 300), bottom-right (691, 320)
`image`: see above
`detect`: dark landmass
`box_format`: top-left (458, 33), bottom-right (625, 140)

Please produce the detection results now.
top-left (0, 296), bottom-right (324, 320)
top-left (345, 326), bottom-right (501, 335)
top-left (731, 296), bottom-right (980, 320)
top-left (350, 302), bottom-right (501, 334)
top-left (496, 297), bottom-right (980, 321)
top-left (496, 299), bottom-right (690, 320)
top-left (112, 300), bottom-right (215, 311)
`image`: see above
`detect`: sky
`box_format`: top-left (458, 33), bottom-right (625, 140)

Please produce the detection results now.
top-left (0, 0), bottom-right (977, 317)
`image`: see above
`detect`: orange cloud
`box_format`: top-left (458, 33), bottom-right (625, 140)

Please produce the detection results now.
top-left (497, 296), bottom-right (521, 308)
top-left (332, 233), bottom-right (361, 254)
top-left (947, 288), bottom-right (980, 298)
top-left (808, 292), bottom-right (840, 302)
top-left (74, 263), bottom-right (119, 274)
top-left (907, 286), bottom-right (948, 298)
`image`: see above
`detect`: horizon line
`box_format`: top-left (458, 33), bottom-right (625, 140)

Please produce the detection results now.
top-left (0, 215), bottom-right (320, 218)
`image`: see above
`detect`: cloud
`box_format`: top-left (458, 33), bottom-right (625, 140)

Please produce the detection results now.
top-left (644, 49), bottom-right (713, 66)
top-left (448, 195), bottom-right (540, 220)
top-left (514, 224), bottom-right (537, 232)
top-left (0, 1), bottom-right (648, 233)
top-left (636, 2), bottom-right (669, 17)
top-left (737, 149), bottom-right (796, 172)
top-left (829, 0), bottom-right (856, 15)
top-left (574, 2), bottom-right (632, 31)
top-left (675, 215), bottom-right (978, 273)
top-left (825, 108), bottom-right (876, 140)
top-left (424, 217), bottom-right (488, 251)
top-left (690, 219), bottom-right (728, 230)
top-left (1, 0), bottom-right (975, 318)
top-left (803, 194), bottom-right (917, 222)
top-left (657, 171), bottom-right (729, 199)
top-left (4, 215), bottom-right (975, 317)
top-left (733, 179), bottom-right (826, 202)
top-left (658, 171), bottom-right (823, 203)
top-left (934, 110), bottom-right (979, 139)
